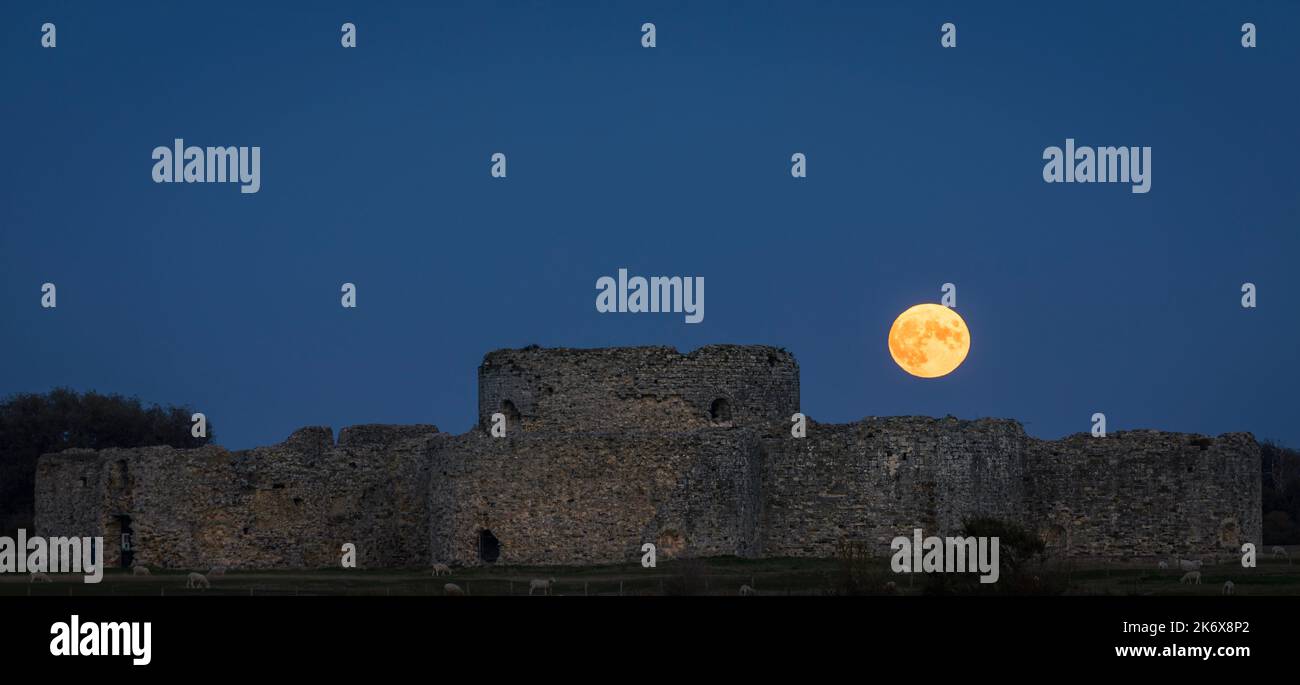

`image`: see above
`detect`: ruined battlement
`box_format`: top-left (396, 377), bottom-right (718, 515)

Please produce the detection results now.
top-left (1024, 430), bottom-right (1261, 559)
top-left (33, 345), bottom-right (1261, 570)
top-left (477, 344), bottom-right (799, 433)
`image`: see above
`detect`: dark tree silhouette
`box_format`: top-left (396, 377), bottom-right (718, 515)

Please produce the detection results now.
top-left (1262, 441), bottom-right (1300, 545)
top-left (0, 388), bottom-right (212, 535)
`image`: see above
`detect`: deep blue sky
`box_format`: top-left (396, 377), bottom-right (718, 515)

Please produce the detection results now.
top-left (3, 2), bottom-right (1297, 449)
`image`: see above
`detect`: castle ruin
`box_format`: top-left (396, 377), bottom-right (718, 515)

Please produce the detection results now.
top-left (34, 345), bottom-right (1262, 569)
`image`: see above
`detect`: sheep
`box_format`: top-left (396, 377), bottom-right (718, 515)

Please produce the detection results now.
top-left (443, 583), bottom-right (465, 596)
top-left (739, 584), bottom-right (756, 596)
top-left (1222, 580), bottom-right (1235, 595)
top-left (208, 566), bottom-right (227, 576)
top-left (1177, 559), bottom-right (1202, 572)
top-left (1157, 560), bottom-right (1169, 569)
top-left (186, 572), bottom-right (210, 589)
top-left (1273, 546), bottom-right (1288, 558)
top-left (30, 571), bottom-right (52, 583)
top-left (132, 565), bottom-right (150, 576)
top-left (528, 578), bottom-right (555, 596)
top-left (431, 563), bottom-right (452, 577)
top-left (882, 581), bottom-right (898, 594)
top-left (1179, 571), bottom-right (1201, 585)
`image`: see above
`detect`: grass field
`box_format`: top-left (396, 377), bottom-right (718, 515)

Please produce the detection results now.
top-left (3, 551), bottom-right (1298, 597)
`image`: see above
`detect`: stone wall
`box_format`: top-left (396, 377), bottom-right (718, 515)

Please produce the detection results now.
top-left (477, 345), bottom-right (799, 433)
top-left (36, 425), bottom-right (440, 569)
top-left (32, 345), bottom-right (1264, 569)
top-left (33, 450), bottom-right (113, 561)
top-left (427, 429), bottom-right (761, 566)
top-left (1023, 431), bottom-right (1262, 559)
top-left (757, 417), bottom-right (1029, 557)
top-left (755, 419), bottom-right (1261, 561)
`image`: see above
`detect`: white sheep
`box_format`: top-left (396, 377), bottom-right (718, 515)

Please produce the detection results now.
top-left (1177, 559), bottom-right (1202, 572)
top-left (444, 583), bottom-right (465, 596)
top-left (1222, 580), bottom-right (1235, 595)
top-left (132, 565), bottom-right (150, 576)
top-left (208, 566), bottom-right (227, 576)
top-left (739, 584), bottom-right (756, 596)
top-left (1179, 571), bottom-right (1201, 585)
top-left (1157, 560), bottom-right (1169, 569)
top-left (528, 578), bottom-right (555, 596)
top-left (30, 571), bottom-right (52, 583)
top-left (431, 563), bottom-right (451, 576)
top-left (186, 572), bottom-right (210, 589)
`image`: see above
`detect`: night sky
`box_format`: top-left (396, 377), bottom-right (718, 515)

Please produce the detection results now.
top-left (3, 1), bottom-right (1297, 449)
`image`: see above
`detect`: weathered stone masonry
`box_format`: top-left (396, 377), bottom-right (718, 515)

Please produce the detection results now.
top-left (36, 424), bottom-right (438, 568)
top-left (35, 345), bottom-right (1260, 569)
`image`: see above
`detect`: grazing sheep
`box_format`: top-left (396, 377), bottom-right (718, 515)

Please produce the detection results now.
top-left (208, 566), bottom-right (226, 576)
top-left (1273, 546), bottom-right (1288, 558)
top-left (528, 578), bottom-right (555, 596)
top-left (431, 563), bottom-right (451, 577)
top-left (739, 584), bottom-right (756, 596)
top-left (883, 581), bottom-right (898, 594)
top-left (1177, 559), bottom-right (1202, 572)
top-left (1179, 571), bottom-right (1201, 585)
top-left (1157, 561), bottom-right (1169, 569)
top-left (132, 565), bottom-right (150, 576)
top-left (30, 572), bottom-right (52, 583)
top-left (186, 572), bottom-right (210, 589)
top-left (1222, 580), bottom-right (1235, 595)
top-left (443, 583), bottom-right (465, 596)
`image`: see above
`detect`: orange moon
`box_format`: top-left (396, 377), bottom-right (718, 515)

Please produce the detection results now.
top-left (888, 304), bottom-right (971, 378)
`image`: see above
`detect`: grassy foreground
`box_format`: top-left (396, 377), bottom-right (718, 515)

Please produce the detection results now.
top-left (2, 551), bottom-right (1298, 597)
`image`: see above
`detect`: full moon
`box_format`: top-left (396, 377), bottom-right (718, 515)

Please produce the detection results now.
top-left (888, 304), bottom-right (971, 378)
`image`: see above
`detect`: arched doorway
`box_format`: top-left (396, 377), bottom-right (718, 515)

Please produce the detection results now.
top-left (709, 398), bottom-right (731, 424)
top-left (500, 400), bottom-right (521, 430)
top-left (478, 529), bottom-right (500, 564)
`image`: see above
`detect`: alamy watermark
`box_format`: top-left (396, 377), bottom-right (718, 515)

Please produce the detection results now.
top-left (50, 615), bottom-right (151, 666)
top-left (152, 138), bottom-right (261, 194)
top-left (890, 528), bottom-right (1000, 584)
top-left (1042, 138), bottom-right (1150, 194)
top-left (596, 268), bottom-right (704, 324)
top-left (0, 530), bottom-right (103, 583)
